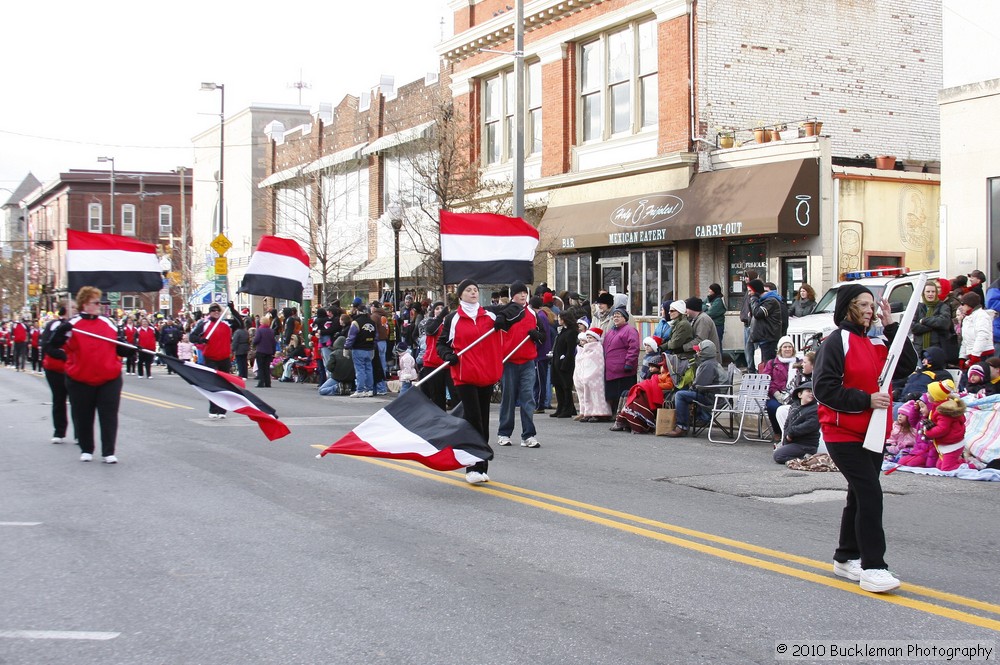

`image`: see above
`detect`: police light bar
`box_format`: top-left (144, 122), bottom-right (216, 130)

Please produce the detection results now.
top-left (844, 267), bottom-right (908, 280)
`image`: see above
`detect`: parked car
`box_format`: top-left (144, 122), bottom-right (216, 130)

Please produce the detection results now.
top-left (787, 268), bottom-right (939, 352)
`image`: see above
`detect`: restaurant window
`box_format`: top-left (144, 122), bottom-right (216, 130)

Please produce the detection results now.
top-left (579, 17), bottom-right (657, 143)
top-left (628, 248), bottom-right (674, 317)
top-left (727, 242), bottom-right (768, 312)
top-left (554, 254), bottom-right (592, 299)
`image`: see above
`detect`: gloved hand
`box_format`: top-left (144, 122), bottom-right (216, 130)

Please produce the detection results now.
top-left (492, 314), bottom-right (508, 331)
top-left (443, 351), bottom-right (460, 366)
top-left (528, 326), bottom-right (544, 343)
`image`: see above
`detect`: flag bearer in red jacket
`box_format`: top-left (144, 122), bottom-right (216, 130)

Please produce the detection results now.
top-left (134, 317), bottom-right (158, 379)
top-left (189, 302), bottom-right (242, 419)
top-left (40, 307), bottom-right (72, 444)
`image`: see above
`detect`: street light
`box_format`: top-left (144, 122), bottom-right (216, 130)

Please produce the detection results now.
top-left (176, 166), bottom-right (189, 308)
top-left (97, 156), bottom-right (115, 233)
top-left (389, 204), bottom-right (403, 308)
top-left (200, 82), bottom-right (225, 236)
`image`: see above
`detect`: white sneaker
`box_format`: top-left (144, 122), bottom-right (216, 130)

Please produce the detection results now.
top-left (218, 414), bottom-right (227, 419)
top-left (833, 559), bottom-right (862, 581)
top-left (497, 436), bottom-right (512, 446)
top-left (349, 391), bottom-right (364, 398)
top-left (80, 453), bottom-right (93, 462)
top-left (103, 456), bottom-right (118, 464)
top-left (521, 436), bottom-right (541, 448)
top-left (465, 471), bottom-right (490, 484)
top-left (859, 568), bottom-right (901, 593)
top-left (208, 413), bottom-right (220, 420)
top-left (51, 437), bottom-right (65, 444)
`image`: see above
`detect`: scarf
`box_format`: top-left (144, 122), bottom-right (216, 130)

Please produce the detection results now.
top-left (778, 353), bottom-right (797, 390)
top-left (459, 300), bottom-right (480, 321)
top-left (920, 298), bottom-right (941, 349)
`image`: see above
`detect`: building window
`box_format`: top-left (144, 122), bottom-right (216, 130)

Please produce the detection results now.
top-left (121, 295), bottom-right (138, 310)
top-left (383, 152), bottom-right (432, 208)
top-left (579, 18), bottom-right (657, 142)
top-left (727, 242), bottom-right (768, 313)
top-left (863, 252), bottom-right (904, 270)
top-left (159, 205), bottom-right (173, 237)
top-left (482, 61), bottom-right (542, 165)
top-left (628, 248), bottom-right (674, 317)
top-left (88, 203), bottom-right (102, 233)
top-left (121, 204), bottom-right (136, 236)
top-left (554, 254), bottom-right (592, 299)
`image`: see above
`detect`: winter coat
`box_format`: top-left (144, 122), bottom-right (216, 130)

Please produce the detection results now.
top-left (901, 399), bottom-right (967, 471)
top-left (704, 296), bottom-right (727, 330)
top-left (987, 279), bottom-right (1000, 343)
top-left (761, 357), bottom-right (795, 400)
top-left (960, 307), bottom-right (995, 359)
top-left (252, 325), bottom-right (277, 356)
top-left (500, 306), bottom-right (538, 365)
top-left (551, 326), bottom-right (577, 379)
top-left (910, 299), bottom-right (953, 355)
top-left (231, 328), bottom-right (250, 355)
top-left (49, 315), bottom-right (124, 386)
top-left (664, 317), bottom-right (693, 353)
top-left (653, 318), bottom-right (672, 341)
top-left (533, 307), bottom-right (556, 361)
top-left (345, 313), bottom-right (377, 351)
top-left (573, 340), bottom-right (610, 416)
top-left (814, 321), bottom-right (917, 443)
top-left (749, 291), bottom-right (784, 343)
top-left (603, 321), bottom-right (640, 381)
top-left (326, 336), bottom-right (355, 383)
top-left (397, 351), bottom-right (418, 382)
top-left (782, 400), bottom-right (820, 448)
top-left (191, 316), bottom-right (236, 362)
top-left (790, 298), bottom-right (816, 317)
top-left (438, 306), bottom-right (503, 387)
top-left (684, 312), bottom-right (721, 353)
top-left (40, 318), bottom-right (67, 373)
top-left (136, 326), bottom-right (157, 351)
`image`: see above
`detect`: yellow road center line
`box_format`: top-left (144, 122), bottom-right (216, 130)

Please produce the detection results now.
top-left (121, 392), bottom-right (194, 410)
top-left (314, 449), bottom-right (1000, 630)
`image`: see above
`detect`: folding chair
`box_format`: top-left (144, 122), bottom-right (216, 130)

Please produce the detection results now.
top-left (708, 373), bottom-right (772, 444)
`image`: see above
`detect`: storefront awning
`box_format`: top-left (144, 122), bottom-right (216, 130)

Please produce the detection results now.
top-left (302, 142), bottom-right (368, 174)
top-left (360, 121), bottom-right (435, 155)
top-left (538, 158), bottom-right (820, 251)
top-left (258, 165), bottom-right (303, 188)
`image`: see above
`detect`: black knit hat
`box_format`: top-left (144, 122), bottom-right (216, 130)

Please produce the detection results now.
top-left (612, 305), bottom-right (629, 321)
top-left (457, 279), bottom-right (478, 296)
top-left (596, 292), bottom-right (615, 307)
top-left (510, 280), bottom-right (529, 297)
top-left (834, 283), bottom-right (873, 326)
top-left (684, 296), bottom-right (704, 312)
top-left (748, 279), bottom-right (766, 295)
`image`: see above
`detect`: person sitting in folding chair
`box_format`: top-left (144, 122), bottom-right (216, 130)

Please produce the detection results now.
top-left (664, 340), bottom-right (728, 437)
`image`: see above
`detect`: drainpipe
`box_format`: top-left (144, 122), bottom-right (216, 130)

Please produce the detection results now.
top-left (688, 1), bottom-right (715, 150)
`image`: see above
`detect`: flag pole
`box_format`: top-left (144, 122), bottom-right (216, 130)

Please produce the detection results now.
top-left (72, 326), bottom-right (156, 356)
top-left (413, 328), bottom-right (496, 388)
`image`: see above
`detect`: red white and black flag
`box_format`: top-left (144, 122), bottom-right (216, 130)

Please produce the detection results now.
top-left (160, 356), bottom-right (291, 441)
top-left (439, 211), bottom-right (539, 285)
top-left (66, 229), bottom-right (163, 294)
top-left (237, 235), bottom-right (310, 303)
top-left (320, 389), bottom-right (493, 471)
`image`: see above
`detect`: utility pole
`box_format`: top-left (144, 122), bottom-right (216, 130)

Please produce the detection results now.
top-left (178, 166), bottom-right (188, 308)
top-left (513, 0), bottom-right (525, 219)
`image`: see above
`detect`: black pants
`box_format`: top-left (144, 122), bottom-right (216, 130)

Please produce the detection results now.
top-left (255, 353), bottom-right (273, 387)
top-left (418, 364), bottom-right (450, 410)
top-left (552, 367), bottom-right (576, 416)
top-left (13, 342), bottom-right (27, 370)
top-left (137, 353), bottom-right (153, 377)
top-left (604, 374), bottom-right (638, 416)
top-left (825, 441), bottom-right (887, 570)
top-left (235, 354), bottom-right (248, 379)
top-left (125, 351), bottom-right (137, 374)
top-left (203, 357), bottom-right (231, 413)
top-left (67, 376), bottom-right (121, 457)
top-left (30, 347), bottom-right (40, 372)
top-left (45, 369), bottom-right (70, 439)
top-left (455, 383), bottom-right (494, 474)
top-left (162, 344), bottom-right (178, 373)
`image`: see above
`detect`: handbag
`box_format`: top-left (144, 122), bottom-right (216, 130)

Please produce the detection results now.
top-left (655, 408), bottom-right (677, 435)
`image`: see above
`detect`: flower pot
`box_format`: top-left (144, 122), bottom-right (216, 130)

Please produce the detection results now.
top-left (875, 155), bottom-right (897, 170)
top-left (801, 121), bottom-right (818, 136)
top-left (719, 135), bottom-right (735, 149)
top-left (753, 128), bottom-right (769, 144)
top-left (902, 159), bottom-right (925, 172)
top-left (769, 129), bottom-right (782, 142)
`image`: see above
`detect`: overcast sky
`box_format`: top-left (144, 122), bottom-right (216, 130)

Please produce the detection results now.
top-left (1, 0), bottom-right (997, 195)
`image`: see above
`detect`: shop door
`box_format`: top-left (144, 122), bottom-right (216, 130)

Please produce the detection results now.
top-left (599, 260), bottom-right (627, 298)
top-left (781, 258), bottom-right (808, 303)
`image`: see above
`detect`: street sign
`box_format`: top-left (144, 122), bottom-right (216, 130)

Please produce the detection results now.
top-left (303, 276), bottom-right (314, 300)
top-left (213, 292), bottom-right (226, 304)
top-left (210, 234), bottom-right (232, 256)
top-left (214, 276), bottom-right (228, 291)
top-left (167, 271), bottom-right (181, 285)
top-left (107, 292), bottom-right (121, 303)
top-left (214, 256), bottom-right (229, 276)
top-left (159, 292), bottom-right (170, 310)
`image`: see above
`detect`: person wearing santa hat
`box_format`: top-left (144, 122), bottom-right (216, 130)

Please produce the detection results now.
top-left (573, 327), bottom-right (611, 422)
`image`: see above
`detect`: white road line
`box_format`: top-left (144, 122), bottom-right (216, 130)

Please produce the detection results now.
top-left (0, 630), bottom-right (120, 640)
top-left (0, 522), bottom-right (42, 526)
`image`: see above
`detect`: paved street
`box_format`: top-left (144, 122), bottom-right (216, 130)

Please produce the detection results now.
top-left (2, 365), bottom-right (998, 664)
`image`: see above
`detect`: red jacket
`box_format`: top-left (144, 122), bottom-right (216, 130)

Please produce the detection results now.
top-left (500, 307), bottom-right (537, 365)
top-left (41, 319), bottom-right (66, 373)
top-left (196, 317), bottom-right (233, 362)
top-left (30, 328), bottom-right (40, 348)
top-left (422, 332), bottom-right (443, 368)
top-left (815, 327), bottom-right (889, 443)
top-left (12, 322), bottom-right (27, 343)
top-left (63, 315), bottom-right (123, 386)
top-left (441, 307), bottom-right (502, 387)
top-left (136, 326), bottom-right (157, 351)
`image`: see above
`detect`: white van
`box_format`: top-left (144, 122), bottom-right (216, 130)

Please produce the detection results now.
top-left (787, 268), bottom-right (939, 351)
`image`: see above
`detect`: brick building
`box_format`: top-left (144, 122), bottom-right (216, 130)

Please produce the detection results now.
top-left (19, 169), bottom-right (192, 316)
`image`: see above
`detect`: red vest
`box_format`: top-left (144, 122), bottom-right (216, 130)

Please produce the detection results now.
top-left (202, 318), bottom-right (232, 362)
top-left (137, 327), bottom-right (157, 351)
top-left (65, 316), bottom-right (122, 385)
top-left (818, 329), bottom-right (889, 443)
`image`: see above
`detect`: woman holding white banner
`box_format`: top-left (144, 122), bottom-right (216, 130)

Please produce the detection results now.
top-left (813, 284), bottom-right (917, 593)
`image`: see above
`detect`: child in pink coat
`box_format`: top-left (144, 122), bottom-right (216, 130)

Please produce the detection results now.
top-left (885, 401), bottom-right (918, 461)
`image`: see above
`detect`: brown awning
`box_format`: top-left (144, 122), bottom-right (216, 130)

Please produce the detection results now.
top-left (539, 158), bottom-right (820, 251)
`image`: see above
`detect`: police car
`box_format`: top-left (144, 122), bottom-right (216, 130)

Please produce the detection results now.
top-left (787, 267), bottom-right (939, 352)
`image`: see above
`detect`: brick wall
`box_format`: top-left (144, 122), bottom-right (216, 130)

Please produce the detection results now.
top-left (697, 0), bottom-right (942, 160)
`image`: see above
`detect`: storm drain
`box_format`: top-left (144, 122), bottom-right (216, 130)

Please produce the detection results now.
top-left (753, 489), bottom-right (848, 504)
